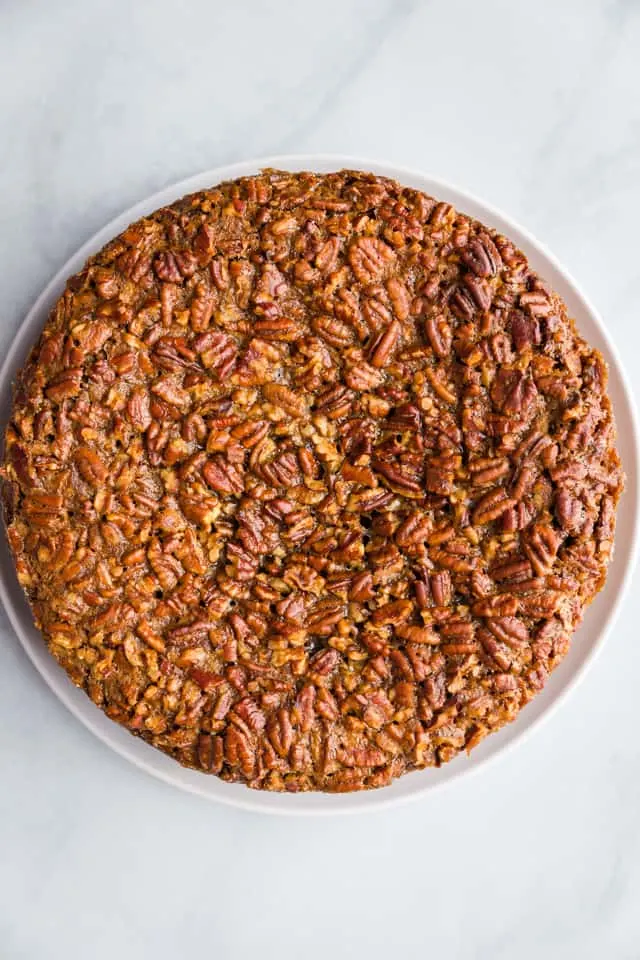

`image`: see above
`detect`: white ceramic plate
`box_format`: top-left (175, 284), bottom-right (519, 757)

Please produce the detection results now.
top-left (1, 155), bottom-right (638, 815)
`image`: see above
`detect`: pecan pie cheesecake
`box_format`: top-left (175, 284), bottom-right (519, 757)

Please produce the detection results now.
top-left (1, 170), bottom-right (623, 792)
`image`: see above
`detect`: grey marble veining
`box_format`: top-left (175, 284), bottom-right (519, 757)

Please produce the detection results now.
top-left (1, 1), bottom-right (640, 958)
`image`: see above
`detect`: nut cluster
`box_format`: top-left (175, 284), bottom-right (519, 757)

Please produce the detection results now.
top-left (1, 170), bottom-right (623, 792)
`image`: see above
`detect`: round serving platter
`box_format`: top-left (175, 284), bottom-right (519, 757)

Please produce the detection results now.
top-left (1, 155), bottom-right (637, 815)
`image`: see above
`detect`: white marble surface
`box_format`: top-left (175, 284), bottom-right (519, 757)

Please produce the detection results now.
top-left (1, 0), bottom-right (640, 957)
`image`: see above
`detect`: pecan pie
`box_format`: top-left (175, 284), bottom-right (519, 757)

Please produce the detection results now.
top-left (1, 170), bottom-right (623, 792)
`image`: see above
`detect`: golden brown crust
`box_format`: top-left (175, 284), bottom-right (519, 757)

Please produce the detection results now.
top-left (1, 169), bottom-right (624, 792)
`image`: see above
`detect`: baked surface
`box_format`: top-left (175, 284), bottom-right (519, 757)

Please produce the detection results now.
top-left (1, 170), bottom-right (623, 792)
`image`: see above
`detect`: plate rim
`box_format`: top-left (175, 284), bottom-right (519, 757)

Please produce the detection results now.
top-left (1, 152), bottom-right (638, 816)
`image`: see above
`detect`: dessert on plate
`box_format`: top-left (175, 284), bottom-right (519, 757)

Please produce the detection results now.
top-left (1, 169), bottom-right (623, 792)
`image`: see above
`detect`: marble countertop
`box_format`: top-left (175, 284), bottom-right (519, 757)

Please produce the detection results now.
top-left (1, 1), bottom-right (640, 957)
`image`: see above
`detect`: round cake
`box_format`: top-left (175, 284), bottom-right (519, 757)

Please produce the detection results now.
top-left (1, 170), bottom-right (624, 792)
